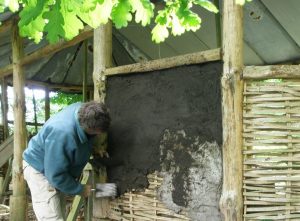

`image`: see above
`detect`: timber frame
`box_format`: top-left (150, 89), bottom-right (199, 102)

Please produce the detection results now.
top-left (2, 0), bottom-right (299, 220)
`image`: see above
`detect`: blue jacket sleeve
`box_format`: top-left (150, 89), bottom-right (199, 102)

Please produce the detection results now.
top-left (43, 126), bottom-right (83, 195)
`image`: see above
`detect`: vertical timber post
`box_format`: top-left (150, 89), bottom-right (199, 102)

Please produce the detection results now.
top-left (10, 19), bottom-right (27, 221)
top-left (83, 40), bottom-right (88, 102)
top-left (219, 0), bottom-right (244, 220)
top-left (45, 87), bottom-right (50, 121)
top-left (1, 78), bottom-right (9, 138)
top-left (92, 22), bottom-right (112, 220)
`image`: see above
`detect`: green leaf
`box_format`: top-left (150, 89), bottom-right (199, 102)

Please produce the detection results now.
top-left (78, 0), bottom-right (113, 28)
top-left (0, 0), bottom-right (5, 13)
top-left (151, 24), bottom-right (169, 43)
top-left (193, 0), bottom-right (218, 13)
top-left (155, 10), bottom-right (169, 25)
top-left (170, 14), bottom-right (185, 36)
top-left (111, 0), bottom-right (132, 28)
top-left (7, 0), bottom-right (19, 12)
top-left (44, 0), bottom-right (84, 43)
top-left (43, 0), bottom-right (65, 43)
top-left (19, 0), bottom-right (48, 43)
top-left (176, 7), bottom-right (201, 32)
top-left (80, 0), bottom-right (97, 12)
top-left (129, 0), bottom-right (154, 26)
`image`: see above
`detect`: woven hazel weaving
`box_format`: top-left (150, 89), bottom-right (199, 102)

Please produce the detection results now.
top-left (108, 172), bottom-right (190, 221)
top-left (243, 79), bottom-right (300, 220)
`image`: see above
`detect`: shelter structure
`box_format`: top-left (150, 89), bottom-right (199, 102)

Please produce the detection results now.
top-left (1, 0), bottom-right (300, 221)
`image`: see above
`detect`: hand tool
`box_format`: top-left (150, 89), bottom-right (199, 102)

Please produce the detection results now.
top-left (91, 183), bottom-right (117, 198)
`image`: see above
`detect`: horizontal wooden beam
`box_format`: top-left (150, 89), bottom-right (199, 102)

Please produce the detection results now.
top-left (25, 80), bottom-right (90, 91)
top-left (6, 76), bottom-right (92, 92)
top-left (243, 65), bottom-right (300, 79)
top-left (0, 26), bottom-right (93, 78)
top-left (104, 48), bottom-right (221, 77)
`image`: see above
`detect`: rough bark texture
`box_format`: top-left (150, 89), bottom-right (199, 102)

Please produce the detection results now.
top-left (243, 64), bottom-right (300, 79)
top-left (219, 0), bottom-right (244, 220)
top-left (104, 48), bottom-right (221, 76)
top-left (10, 19), bottom-right (27, 221)
top-left (92, 23), bottom-right (112, 220)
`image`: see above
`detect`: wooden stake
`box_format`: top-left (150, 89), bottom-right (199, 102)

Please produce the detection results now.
top-left (83, 40), bottom-right (88, 102)
top-left (1, 78), bottom-right (9, 139)
top-left (10, 19), bottom-right (27, 221)
top-left (92, 22), bottom-right (112, 220)
top-left (219, 0), bottom-right (244, 220)
top-left (45, 87), bottom-right (50, 121)
top-left (32, 89), bottom-right (38, 133)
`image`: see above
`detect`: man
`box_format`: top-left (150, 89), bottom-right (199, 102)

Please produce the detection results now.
top-left (23, 101), bottom-right (111, 220)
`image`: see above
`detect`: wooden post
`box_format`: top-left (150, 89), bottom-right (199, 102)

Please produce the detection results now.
top-left (32, 89), bottom-right (38, 133)
top-left (219, 0), bottom-right (244, 221)
top-left (1, 78), bottom-right (9, 138)
top-left (92, 22), bottom-right (112, 220)
top-left (83, 40), bottom-right (88, 102)
top-left (10, 19), bottom-right (27, 221)
top-left (214, 0), bottom-right (222, 47)
top-left (93, 23), bottom-right (112, 102)
top-left (45, 87), bottom-right (50, 121)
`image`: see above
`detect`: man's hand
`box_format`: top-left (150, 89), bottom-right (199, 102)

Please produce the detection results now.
top-left (81, 184), bottom-right (92, 198)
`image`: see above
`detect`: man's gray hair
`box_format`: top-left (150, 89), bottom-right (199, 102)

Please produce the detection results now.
top-left (78, 101), bottom-right (111, 132)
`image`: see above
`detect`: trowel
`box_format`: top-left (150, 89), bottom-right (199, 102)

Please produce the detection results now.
top-left (92, 183), bottom-right (117, 198)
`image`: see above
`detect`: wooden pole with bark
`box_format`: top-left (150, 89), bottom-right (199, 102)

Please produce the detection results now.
top-left (83, 40), bottom-right (88, 102)
top-left (219, 0), bottom-right (244, 220)
top-left (92, 22), bottom-right (112, 220)
top-left (1, 78), bottom-right (9, 139)
top-left (10, 19), bottom-right (27, 221)
top-left (45, 87), bottom-right (50, 121)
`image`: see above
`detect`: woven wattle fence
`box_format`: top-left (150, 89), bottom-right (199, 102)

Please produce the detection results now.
top-left (243, 80), bottom-right (300, 220)
top-left (108, 172), bottom-right (190, 221)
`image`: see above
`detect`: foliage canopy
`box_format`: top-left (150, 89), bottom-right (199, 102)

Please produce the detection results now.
top-left (0, 0), bottom-right (250, 44)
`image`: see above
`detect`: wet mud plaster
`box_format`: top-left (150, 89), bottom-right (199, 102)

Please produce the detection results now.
top-left (105, 61), bottom-right (222, 219)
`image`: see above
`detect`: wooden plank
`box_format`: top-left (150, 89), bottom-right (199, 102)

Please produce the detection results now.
top-left (45, 87), bottom-right (50, 121)
top-left (219, 0), bottom-right (243, 221)
top-left (104, 48), bottom-right (221, 77)
top-left (243, 65), bottom-right (300, 79)
top-left (1, 78), bottom-right (9, 139)
top-left (0, 26), bottom-right (93, 78)
top-left (10, 19), bottom-right (27, 221)
top-left (0, 158), bottom-right (12, 204)
top-left (0, 136), bottom-right (13, 168)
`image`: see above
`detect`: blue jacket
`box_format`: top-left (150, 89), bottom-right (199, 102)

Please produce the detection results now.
top-left (23, 102), bottom-right (93, 195)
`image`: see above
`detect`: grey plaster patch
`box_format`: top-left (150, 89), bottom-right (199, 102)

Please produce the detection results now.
top-left (158, 129), bottom-right (222, 221)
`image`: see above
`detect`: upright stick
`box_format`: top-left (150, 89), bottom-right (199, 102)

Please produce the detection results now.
top-left (219, 0), bottom-right (244, 220)
top-left (10, 19), bottom-right (27, 221)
